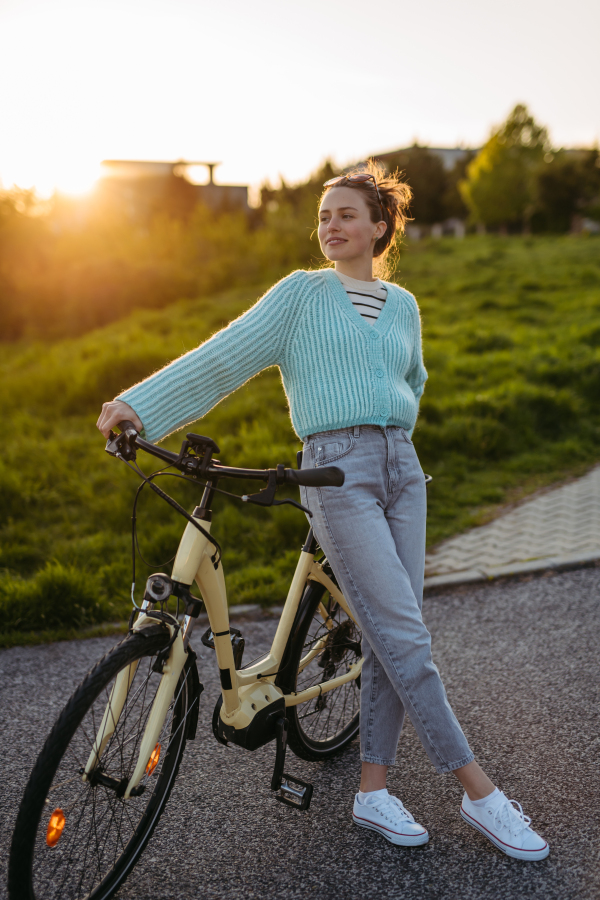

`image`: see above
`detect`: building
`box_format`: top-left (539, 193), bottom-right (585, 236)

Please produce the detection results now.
top-left (98, 160), bottom-right (249, 220)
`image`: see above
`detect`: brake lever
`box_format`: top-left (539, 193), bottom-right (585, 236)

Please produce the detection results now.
top-left (241, 470), bottom-right (277, 507)
top-left (105, 429), bottom-right (137, 461)
top-left (240, 470), bottom-right (312, 516)
top-left (272, 498), bottom-right (312, 517)
top-left (105, 430), bottom-right (120, 456)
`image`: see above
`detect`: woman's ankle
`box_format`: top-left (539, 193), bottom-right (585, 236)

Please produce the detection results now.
top-left (360, 761), bottom-right (389, 793)
top-left (453, 760), bottom-right (496, 801)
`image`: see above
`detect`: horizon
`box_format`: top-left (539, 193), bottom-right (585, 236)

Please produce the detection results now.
top-left (1, 0), bottom-right (598, 198)
top-left (4, 136), bottom-right (598, 204)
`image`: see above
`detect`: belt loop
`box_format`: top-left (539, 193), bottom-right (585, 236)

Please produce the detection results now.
top-left (353, 425), bottom-right (360, 438)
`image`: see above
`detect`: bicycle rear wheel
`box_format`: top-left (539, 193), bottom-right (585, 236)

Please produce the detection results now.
top-left (9, 629), bottom-right (197, 900)
top-left (277, 578), bottom-right (362, 761)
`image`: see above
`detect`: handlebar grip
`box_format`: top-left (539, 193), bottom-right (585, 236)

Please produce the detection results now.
top-left (285, 466), bottom-right (345, 488)
top-left (118, 420), bottom-right (139, 434)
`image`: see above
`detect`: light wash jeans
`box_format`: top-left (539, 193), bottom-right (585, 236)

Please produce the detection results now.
top-left (300, 425), bottom-right (473, 774)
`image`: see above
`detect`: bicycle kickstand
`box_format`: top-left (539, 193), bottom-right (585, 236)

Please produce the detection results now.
top-left (270, 717), bottom-right (313, 811)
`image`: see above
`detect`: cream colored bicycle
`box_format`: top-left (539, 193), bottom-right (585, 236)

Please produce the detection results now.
top-left (9, 423), bottom-right (363, 900)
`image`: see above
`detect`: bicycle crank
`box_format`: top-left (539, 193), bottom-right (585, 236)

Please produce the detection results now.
top-left (270, 717), bottom-right (313, 811)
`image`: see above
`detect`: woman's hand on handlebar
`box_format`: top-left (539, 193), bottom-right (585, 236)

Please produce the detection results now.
top-left (97, 401), bottom-right (143, 439)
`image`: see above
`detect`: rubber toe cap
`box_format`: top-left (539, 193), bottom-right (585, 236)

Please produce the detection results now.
top-left (522, 829), bottom-right (548, 852)
top-left (402, 821), bottom-right (428, 837)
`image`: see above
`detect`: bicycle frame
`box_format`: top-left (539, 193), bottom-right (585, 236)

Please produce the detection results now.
top-left (85, 504), bottom-right (363, 799)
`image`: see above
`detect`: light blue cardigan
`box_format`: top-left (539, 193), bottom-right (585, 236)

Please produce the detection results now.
top-left (118, 268), bottom-right (428, 443)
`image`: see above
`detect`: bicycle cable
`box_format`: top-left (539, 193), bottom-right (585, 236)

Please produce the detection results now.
top-left (131, 477), bottom-right (177, 570)
top-left (117, 455), bottom-right (223, 607)
top-left (119, 450), bottom-right (300, 608)
top-left (129, 464), bottom-right (275, 573)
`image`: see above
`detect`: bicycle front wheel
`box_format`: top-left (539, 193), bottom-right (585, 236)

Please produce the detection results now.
top-left (277, 578), bottom-right (362, 760)
top-left (9, 629), bottom-right (197, 900)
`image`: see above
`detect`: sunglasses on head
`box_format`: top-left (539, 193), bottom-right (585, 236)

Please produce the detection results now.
top-left (323, 173), bottom-right (384, 218)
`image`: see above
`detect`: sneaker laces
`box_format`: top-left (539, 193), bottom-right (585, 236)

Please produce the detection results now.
top-left (492, 798), bottom-right (532, 837)
top-left (368, 794), bottom-right (415, 825)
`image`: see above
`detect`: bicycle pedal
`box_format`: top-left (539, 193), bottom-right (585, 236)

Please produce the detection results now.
top-left (275, 774), bottom-right (313, 811)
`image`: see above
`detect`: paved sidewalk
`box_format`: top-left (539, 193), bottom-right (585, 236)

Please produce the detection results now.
top-left (424, 465), bottom-right (600, 590)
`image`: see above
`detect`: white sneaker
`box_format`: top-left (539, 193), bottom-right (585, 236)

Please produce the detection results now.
top-left (352, 791), bottom-right (429, 846)
top-left (461, 791), bottom-right (549, 860)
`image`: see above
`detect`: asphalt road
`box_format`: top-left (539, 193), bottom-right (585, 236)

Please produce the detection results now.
top-left (1, 566), bottom-right (598, 900)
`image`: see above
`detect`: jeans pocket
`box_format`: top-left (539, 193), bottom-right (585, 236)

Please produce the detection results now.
top-left (401, 428), bottom-right (413, 445)
top-left (312, 432), bottom-right (356, 466)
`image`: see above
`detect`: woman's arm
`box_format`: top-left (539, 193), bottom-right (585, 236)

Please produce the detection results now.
top-left (406, 300), bottom-right (428, 399)
top-left (98, 271), bottom-right (305, 443)
top-left (405, 297), bottom-right (428, 437)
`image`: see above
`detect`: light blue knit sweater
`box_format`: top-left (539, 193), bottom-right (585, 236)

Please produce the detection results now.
top-left (118, 268), bottom-right (428, 443)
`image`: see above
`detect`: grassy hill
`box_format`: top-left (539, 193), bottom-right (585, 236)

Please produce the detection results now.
top-left (1, 234), bottom-right (599, 644)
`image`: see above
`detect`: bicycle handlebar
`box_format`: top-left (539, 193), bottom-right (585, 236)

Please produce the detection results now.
top-left (114, 421), bottom-right (345, 489)
top-left (118, 420), bottom-right (140, 434)
top-left (284, 467), bottom-right (344, 488)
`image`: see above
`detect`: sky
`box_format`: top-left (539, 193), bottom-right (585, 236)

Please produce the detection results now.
top-left (0, 0), bottom-right (598, 197)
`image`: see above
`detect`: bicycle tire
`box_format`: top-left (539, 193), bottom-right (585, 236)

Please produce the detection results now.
top-left (277, 579), bottom-right (362, 761)
top-left (9, 629), bottom-right (197, 900)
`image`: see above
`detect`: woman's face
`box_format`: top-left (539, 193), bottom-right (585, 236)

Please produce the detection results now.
top-left (318, 186), bottom-right (386, 264)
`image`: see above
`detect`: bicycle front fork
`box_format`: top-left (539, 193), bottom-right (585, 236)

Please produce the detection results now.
top-left (83, 612), bottom-right (189, 799)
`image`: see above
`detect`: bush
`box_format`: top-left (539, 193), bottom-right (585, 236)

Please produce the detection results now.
top-left (0, 562), bottom-right (113, 633)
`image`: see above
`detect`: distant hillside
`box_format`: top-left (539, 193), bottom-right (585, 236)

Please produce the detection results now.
top-left (1, 235), bottom-right (599, 644)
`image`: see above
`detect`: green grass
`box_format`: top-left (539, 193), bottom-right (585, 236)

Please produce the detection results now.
top-left (401, 235), bottom-right (600, 533)
top-left (1, 234), bottom-right (599, 645)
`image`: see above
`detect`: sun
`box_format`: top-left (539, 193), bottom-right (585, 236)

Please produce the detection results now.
top-left (53, 162), bottom-right (103, 197)
top-left (2, 157), bottom-right (103, 199)
top-left (46, 159), bottom-right (104, 198)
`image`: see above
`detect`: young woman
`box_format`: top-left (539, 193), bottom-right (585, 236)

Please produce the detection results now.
top-left (97, 163), bottom-right (548, 860)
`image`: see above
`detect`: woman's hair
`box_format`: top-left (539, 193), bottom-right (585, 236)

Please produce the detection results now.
top-left (320, 159), bottom-right (412, 279)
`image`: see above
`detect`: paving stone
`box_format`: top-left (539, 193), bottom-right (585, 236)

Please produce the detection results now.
top-left (425, 465), bottom-right (600, 583)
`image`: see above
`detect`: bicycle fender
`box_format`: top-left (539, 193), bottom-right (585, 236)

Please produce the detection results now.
top-left (132, 622), bottom-right (171, 639)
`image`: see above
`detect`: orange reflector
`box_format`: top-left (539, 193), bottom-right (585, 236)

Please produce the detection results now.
top-left (46, 808), bottom-right (65, 847)
top-left (145, 743), bottom-right (161, 776)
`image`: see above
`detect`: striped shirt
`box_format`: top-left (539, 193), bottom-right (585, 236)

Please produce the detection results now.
top-left (334, 270), bottom-right (387, 323)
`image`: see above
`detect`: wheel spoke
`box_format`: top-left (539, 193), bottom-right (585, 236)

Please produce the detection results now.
top-left (16, 634), bottom-right (191, 900)
top-left (288, 585), bottom-right (361, 754)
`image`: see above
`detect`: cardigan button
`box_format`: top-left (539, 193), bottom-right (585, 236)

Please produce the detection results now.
top-left (380, 409), bottom-right (388, 416)
top-left (376, 370), bottom-right (384, 377)
top-left (371, 333), bottom-right (379, 340)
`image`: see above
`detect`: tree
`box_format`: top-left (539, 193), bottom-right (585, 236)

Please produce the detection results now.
top-left (461, 104), bottom-right (550, 232)
top-left (259, 160), bottom-right (337, 216)
top-left (442, 151), bottom-right (475, 220)
top-left (533, 148), bottom-right (600, 232)
top-left (375, 145), bottom-right (447, 224)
